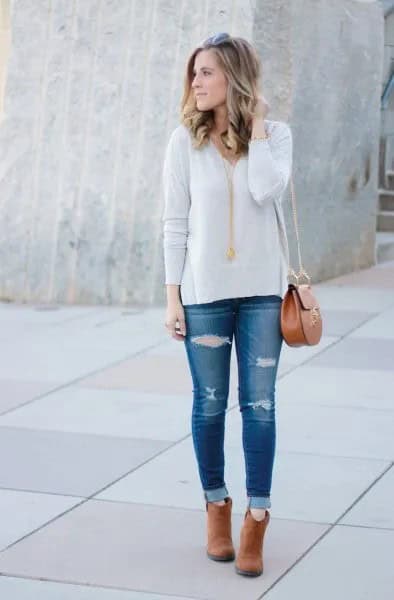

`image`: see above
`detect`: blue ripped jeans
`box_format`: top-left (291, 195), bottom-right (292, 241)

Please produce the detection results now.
top-left (183, 295), bottom-right (283, 510)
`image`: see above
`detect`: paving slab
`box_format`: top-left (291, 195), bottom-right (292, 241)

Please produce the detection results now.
top-left (0, 387), bottom-right (193, 442)
top-left (0, 489), bottom-right (82, 550)
top-left (339, 465), bottom-right (394, 529)
top-left (348, 305), bottom-right (394, 339)
top-left (226, 399), bottom-right (394, 460)
top-left (0, 334), bottom-right (167, 383)
top-left (275, 336), bottom-right (338, 366)
top-left (0, 304), bottom-right (103, 328)
top-left (0, 305), bottom-right (167, 383)
top-left (315, 308), bottom-right (376, 337)
top-left (95, 434), bottom-right (389, 524)
top-left (312, 285), bottom-right (394, 311)
top-left (0, 499), bottom-right (328, 600)
top-left (263, 525), bottom-right (394, 600)
top-left (317, 260), bottom-right (394, 290)
top-left (0, 379), bottom-right (61, 414)
top-left (0, 576), bottom-right (191, 600)
top-left (276, 361), bottom-right (294, 377)
top-left (305, 336), bottom-right (394, 371)
top-left (276, 365), bottom-right (394, 410)
top-left (0, 427), bottom-right (171, 496)
top-left (78, 354), bottom-right (195, 394)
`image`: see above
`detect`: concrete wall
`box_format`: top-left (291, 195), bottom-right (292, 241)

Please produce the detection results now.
top-left (379, 6), bottom-right (394, 183)
top-left (288, 0), bottom-right (383, 282)
top-left (0, 0), bottom-right (384, 305)
top-left (0, 0), bottom-right (11, 123)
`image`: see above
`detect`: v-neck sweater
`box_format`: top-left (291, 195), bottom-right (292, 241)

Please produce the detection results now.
top-left (161, 119), bottom-right (293, 305)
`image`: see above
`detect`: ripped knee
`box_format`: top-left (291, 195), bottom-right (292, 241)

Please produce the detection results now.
top-left (249, 398), bottom-right (273, 411)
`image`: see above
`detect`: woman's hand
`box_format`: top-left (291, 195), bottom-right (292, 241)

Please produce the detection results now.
top-left (252, 94), bottom-right (270, 120)
top-left (165, 300), bottom-right (187, 341)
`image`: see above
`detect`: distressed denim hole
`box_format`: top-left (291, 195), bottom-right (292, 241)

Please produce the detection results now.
top-left (199, 387), bottom-right (226, 417)
top-left (191, 334), bottom-right (231, 347)
top-left (248, 398), bottom-right (273, 411)
top-left (256, 357), bottom-right (276, 368)
top-left (205, 386), bottom-right (216, 401)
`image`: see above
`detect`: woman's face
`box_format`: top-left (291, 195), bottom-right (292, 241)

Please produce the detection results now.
top-left (191, 49), bottom-right (228, 111)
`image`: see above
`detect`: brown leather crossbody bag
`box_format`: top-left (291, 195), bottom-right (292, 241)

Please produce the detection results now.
top-left (280, 175), bottom-right (323, 346)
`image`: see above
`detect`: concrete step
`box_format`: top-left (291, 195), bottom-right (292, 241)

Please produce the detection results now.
top-left (376, 231), bottom-right (394, 263)
top-left (379, 188), bottom-right (394, 211)
top-left (377, 210), bottom-right (394, 232)
top-left (385, 170), bottom-right (394, 190)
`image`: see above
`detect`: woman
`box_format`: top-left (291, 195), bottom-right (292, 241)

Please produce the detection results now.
top-left (161, 32), bottom-right (292, 577)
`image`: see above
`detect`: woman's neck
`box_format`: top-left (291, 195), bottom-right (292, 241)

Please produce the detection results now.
top-left (212, 105), bottom-right (229, 135)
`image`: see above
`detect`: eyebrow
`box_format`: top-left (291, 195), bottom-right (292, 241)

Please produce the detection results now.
top-left (193, 66), bottom-right (214, 71)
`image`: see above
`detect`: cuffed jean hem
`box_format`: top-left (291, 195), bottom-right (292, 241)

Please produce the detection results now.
top-left (248, 496), bottom-right (271, 509)
top-left (204, 485), bottom-right (229, 503)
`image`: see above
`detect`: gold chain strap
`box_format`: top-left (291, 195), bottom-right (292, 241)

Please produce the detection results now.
top-left (288, 174), bottom-right (310, 285)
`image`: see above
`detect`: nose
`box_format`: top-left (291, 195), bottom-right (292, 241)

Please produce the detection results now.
top-left (192, 73), bottom-right (201, 88)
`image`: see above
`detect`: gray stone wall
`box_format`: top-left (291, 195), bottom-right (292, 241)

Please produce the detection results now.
top-left (288, 0), bottom-right (383, 281)
top-left (0, 0), bottom-right (11, 123)
top-left (379, 6), bottom-right (394, 182)
top-left (0, 0), bottom-right (384, 305)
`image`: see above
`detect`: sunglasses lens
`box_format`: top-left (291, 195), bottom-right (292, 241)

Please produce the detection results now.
top-left (201, 32), bottom-right (230, 47)
top-left (213, 32), bottom-right (229, 44)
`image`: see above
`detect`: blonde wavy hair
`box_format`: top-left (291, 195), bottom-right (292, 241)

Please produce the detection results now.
top-left (181, 34), bottom-right (261, 156)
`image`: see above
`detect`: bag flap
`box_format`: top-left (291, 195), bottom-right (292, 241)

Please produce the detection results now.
top-left (294, 284), bottom-right (320, 310)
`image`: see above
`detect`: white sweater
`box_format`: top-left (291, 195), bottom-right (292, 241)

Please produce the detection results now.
top-left (161, 119), bottom-right (293, 305)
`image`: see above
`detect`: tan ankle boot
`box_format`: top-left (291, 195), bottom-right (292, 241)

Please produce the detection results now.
top-left (235, 508), bottom-right (270, 576)
top-left (206, 496), bottom-right (235, 561)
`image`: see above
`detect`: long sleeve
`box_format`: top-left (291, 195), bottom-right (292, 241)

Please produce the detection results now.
top-left (161, 126), bottom-right (191, 285)
top-left (247, 121), bottom-right (293, 207)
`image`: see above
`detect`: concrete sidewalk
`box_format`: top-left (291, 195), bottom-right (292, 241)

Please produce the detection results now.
top-left (0, 260), bottom-right (393, 600)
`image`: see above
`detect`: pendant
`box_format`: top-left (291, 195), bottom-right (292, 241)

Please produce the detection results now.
top-left (227, 247), bottom-right (235, 259)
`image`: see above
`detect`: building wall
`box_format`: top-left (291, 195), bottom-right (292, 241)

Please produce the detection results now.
top-left (0, 0), bottom-right (11, 123)
top-left (0, 0), bottom-right (384, 305)
top-left (379, 7), bottom-right (394, 182)
top-left (289, 0), bottom-right (383, 282)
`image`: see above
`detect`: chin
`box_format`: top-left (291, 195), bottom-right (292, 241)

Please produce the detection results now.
top-left (198, 100), bottom-right (214, 111)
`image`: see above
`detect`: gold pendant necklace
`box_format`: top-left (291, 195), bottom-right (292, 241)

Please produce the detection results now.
top-left (221, 157), bottom-right (236, 260)
top-left (210, 132), bottom-right (238, 259)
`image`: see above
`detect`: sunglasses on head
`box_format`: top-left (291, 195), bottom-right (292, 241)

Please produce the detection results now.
top-left (200, 32), bottom-right (231, 48)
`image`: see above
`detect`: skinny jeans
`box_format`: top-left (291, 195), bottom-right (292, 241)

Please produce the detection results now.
top-left (183, 295), bottom-right (283, 509)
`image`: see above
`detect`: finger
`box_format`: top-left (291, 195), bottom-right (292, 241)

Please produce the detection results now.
top-left (173, 331), bottom-right (186, 340)
top-left (177, 318), bottom-right (186, 335)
